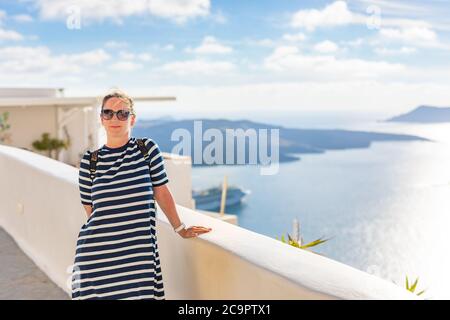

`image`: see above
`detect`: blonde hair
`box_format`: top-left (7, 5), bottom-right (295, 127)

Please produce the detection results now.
top-left (101, 89), bottom-right (135, 114)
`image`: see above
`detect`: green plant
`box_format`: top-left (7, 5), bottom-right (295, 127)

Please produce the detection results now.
top-left (276, 218), bottom-right (331, 254)
top-left (0, 111), bottom-right (12, 144)
top-left (405, 275), bottom-right (426, 296)
top-left (32, 132), bottom-right (69, 159)
top-left (276, 233), bottom-right (330, 252)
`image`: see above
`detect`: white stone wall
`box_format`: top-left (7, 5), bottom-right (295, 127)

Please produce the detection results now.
top-left (0, 145), bottom-right (420, 300)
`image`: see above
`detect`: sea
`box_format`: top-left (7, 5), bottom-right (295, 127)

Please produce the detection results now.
top-left (144, 110), bottom-right (450, 299)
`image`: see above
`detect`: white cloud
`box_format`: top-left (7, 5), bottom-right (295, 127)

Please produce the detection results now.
top-left (124, 81), bottom-right (450, 115)
top-left (291, 1), bottom-right (361, 31)
top-left (290, 0), bottom-right (432, 31)
top-left (0, 28), bottom-right (24, 41)
top-left (379, 26), bottom-right (436, 43)
top-left (117, 51), bottom-right (152, 63)
top-left (185, 36), bottom-right (233, 54)
top-left (351, 0), bottom-right (433, 17)
top-left (342, 38), bottom-right (365, 47)
top-left (123, 51), bottom-right (153, 60)
top-left (163, 44), bottom-right (175, 51)
top-left (290, 1), bottom-right (431, 32)
top-left (0, 10), bottom-right (25, 41)
top-left (372, 18), bottom-right (448, 49)
top-left (105, 41), bottom-right (128, 49)
top-left (118, 51), bottom-right (135, 60)
top-left (246, 38), bottom-right (276, 47)
top-left (68, 49), bottom-right (111, 65)
top-left (0, 46), bottom-right (110, 74)
top-left (32, 0), bottom-right (210, 24)
top-left (109, 61), bottom-right (142, 71)
top-left (0, 10), bottom-right (6, 24)
top-left (374, 46), bottom-right (417, 56)
top-left (138, 53), bottom-right (152, 62)
top-left (12, 14), bottom-right (34, 23)
top-left (146, 0), bottom-right (210, 23)
top-left (149, 43), bottom-right (175, 51)
top-left (282, 32), bottom-right (306, 42)
top-left (159, 59), bottom-right (235, 76)
top-left (210, 10), bottom-right (227, 24)
top-left (290, 1), bottom-right (446, 49)
top-left (264, 45), bottom-right (405, 81)
top-left (314, 40), bottom-right (338, 53)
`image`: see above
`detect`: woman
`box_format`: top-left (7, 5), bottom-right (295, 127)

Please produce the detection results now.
top-left (71, 90), bottom-right (212, 300)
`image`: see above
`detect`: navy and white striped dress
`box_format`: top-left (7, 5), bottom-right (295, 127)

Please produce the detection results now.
top-left (72, 137), bottom-right (169, 300)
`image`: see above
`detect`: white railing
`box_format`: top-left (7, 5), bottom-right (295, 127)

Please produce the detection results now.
top-left (0, 145), bottom-right (420, 299)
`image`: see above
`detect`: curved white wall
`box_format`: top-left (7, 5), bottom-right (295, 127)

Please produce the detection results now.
top-left (0, 145), bottom-right (420, 300)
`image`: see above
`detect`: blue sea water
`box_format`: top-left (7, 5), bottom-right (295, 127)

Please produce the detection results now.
top-left (139, 110), bottom-right (450, 299)
top-left (184, 111), bottom-right (450, 299)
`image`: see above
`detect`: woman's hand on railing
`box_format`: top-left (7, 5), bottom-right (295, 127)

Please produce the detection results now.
top-left (178, 225), bottom-right (212, 239)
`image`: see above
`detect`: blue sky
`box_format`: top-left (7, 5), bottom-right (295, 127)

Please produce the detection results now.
top-left (1, 0), bottom-right (450, 116)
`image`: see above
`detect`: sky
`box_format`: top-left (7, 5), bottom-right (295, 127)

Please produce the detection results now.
top-left (1, 0), bottom-right (450, 117)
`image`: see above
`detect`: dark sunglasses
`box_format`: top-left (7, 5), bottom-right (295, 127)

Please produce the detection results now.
top-left (101, 109), bottom-right (133, 121)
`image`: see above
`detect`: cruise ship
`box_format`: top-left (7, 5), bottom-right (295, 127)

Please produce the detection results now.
top-left (192, 185), bottom-right (250, 211)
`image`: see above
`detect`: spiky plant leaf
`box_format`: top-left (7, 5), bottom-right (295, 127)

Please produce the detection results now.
top-left (300, 237), bottom-right (329, 249)
top-left (410, 277), bottom-right (419, 292)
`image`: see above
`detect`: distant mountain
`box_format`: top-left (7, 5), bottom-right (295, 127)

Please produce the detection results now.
top-left (135, 116), bottom-right (176, 128)
top-left (385, 105), bottom-right (450, 123)
top-left (133, 118), bottom-right (430, 166)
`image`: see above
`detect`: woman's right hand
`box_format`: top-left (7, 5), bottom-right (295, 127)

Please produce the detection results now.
top-left (178, 225), bottom-right (212, 238)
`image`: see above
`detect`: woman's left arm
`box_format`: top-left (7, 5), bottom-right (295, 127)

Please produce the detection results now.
top-left (153, 184), bottom-right (212, 238)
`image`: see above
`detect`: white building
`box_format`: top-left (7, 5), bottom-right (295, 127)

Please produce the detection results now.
top-left (0, 87), bottom-right (176, 167)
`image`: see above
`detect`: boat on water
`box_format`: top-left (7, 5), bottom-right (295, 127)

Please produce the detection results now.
top-left (192, 185), bottom-right (250, 211)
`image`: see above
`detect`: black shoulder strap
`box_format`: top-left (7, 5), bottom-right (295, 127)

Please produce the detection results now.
top-left (89, 150), bottom-right (99, 181)
top-left (136, 138), bottom-right (150, 160)
top-left (89, 139), bottom-right (150, 182)
top-left (135, 139), bottom-right (158, 212)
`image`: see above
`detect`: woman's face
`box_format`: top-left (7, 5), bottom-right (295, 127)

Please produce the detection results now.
top-left (100, 97), bottom-right (136, 138)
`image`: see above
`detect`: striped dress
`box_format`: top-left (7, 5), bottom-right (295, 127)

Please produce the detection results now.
top-left (72, 136), bottom-right (169, 300)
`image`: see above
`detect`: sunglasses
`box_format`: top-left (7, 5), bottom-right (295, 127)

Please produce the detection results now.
top-left (101, 109), bottom-right (133, 121)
